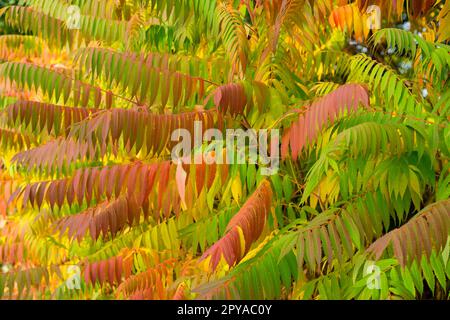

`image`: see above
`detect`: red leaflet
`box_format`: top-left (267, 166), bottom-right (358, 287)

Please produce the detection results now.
top-left (200, 180), bottom-right (273, 270)
top-left (94, 88), bottom-right (102, 108)
top-left (81, 83), bottom-right (91, 107)
top-left (72, 108), bottom-right (221, 158)
top-left (105, 90), bottom-right (113, 109)
top-left (213, 83), bottom-right (248, 116)
top-left (12, 138), bottom-right (91, 172)
top-left (84, 253), bottom-right (133, 286)
top-left (281, 84), bottom-right (370, 160)
top-left (172, 282), bottom-right (187, 300)
top-left (53, 196), bottom-right (131, 241)
top-left (0, 242), bottom-right (25, 264)
top-left (14, 160), bottom-right (229, 224)
top-left (367, 199), bottom-right (450, 266)
top-left (116, 260), bottom-right (175, 299)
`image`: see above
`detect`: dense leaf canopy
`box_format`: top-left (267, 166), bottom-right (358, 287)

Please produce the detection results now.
top-left (0, 0), bottom-right (449, 300)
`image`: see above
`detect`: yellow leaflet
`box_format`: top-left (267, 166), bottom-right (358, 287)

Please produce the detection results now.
top-left (236, 226), bottom-right (246, 260)
top-left (151, 227), bottom-right (159, 251)
top-left (239, 232), bottom-right (276, 264)
top-left (195, 189), bottom-right (209, 220)
top-left (133, 234), bottom-right (142, 248)
top-left (143, 229), bottom-right (151, 248)
top-left (134, 252), bottom-right (146, 273)
top-left (231, 175), bottom-right (242, 204)
top-left (215, 255), bottom-right (231, 277)
top-left (197, 255), bottom-right (212, 272)
top-left (168, 219), bottom-right (180, 251)
top-left (160, 221), bottom-right (172, 250)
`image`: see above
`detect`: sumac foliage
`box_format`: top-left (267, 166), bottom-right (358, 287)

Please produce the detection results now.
top-left (0, 0), bottom-right (449, 300)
